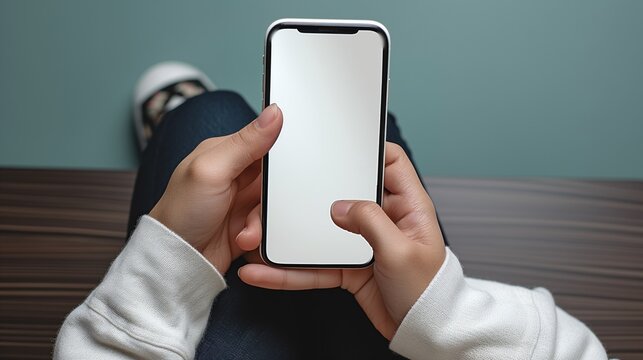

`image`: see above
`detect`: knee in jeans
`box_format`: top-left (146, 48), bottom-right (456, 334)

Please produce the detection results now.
top-left (182, 90), bottom-right (249, 117)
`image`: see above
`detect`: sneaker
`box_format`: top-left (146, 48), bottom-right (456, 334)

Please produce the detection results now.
top-left (133, 61), bottom-right (216, 151)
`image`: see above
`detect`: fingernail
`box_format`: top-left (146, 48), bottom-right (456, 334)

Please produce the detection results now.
top-left (332, 200), bottom-right (353, 217)
top-left (237, 227), bottom-right (247, 239)
top-left (256, 103), bottom-right (278, 128)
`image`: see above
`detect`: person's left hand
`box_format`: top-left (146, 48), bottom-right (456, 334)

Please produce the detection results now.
top-left (235, 143), bottom-right (446, 340)
top-left (149, 104), bottom-right (283, 274)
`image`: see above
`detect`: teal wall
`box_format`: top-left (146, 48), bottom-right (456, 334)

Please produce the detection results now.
top-left (1, 0), bottom-right (642, 178)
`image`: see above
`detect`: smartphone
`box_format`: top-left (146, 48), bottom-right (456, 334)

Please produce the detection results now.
top-left (261, 19), bottom-right (390, 268)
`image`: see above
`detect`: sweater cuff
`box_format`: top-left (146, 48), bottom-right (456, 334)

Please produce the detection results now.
top-left (390, 247), bottom-right (465, 358)
top-left (390, 247), bottom-right (542, 359)
top-left (85, 215), bottom-right (226, 358)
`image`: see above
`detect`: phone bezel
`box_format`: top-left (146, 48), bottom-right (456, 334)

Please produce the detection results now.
top-left (261, 19), bottom-right (390, 268)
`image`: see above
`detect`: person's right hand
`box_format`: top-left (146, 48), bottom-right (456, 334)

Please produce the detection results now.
top-left (236, 142), bottom-right (447, 340)
top-left (149, 105), bottom-right (282, 275)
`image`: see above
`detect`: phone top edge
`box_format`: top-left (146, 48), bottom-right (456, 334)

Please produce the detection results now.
top-left (266, 18), bottom-right (390, 45)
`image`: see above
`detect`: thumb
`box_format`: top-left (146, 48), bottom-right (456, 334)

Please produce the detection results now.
top-left (331, 200), bottom-right (403, 254)
top-left (216, 104), bottom-right (283, 179)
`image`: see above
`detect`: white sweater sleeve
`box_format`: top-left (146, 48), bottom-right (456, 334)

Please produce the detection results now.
top-left (55, 222), bottom-right (608, 359)
top-left (390, 248), bottom-right (609, 360)
top-left (53, 215), bottom-right (227, 360)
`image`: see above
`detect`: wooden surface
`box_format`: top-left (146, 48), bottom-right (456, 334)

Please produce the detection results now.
top-left (0, 169), bottom-right (135, 359)
top-left (1, 169), bottom-right (642, 359)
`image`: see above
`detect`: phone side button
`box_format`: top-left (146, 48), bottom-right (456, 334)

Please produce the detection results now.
top-left (261, 73), bottom-right (265, 108)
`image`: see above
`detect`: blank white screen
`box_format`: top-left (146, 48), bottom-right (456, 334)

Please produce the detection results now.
top-left (266, 28), bottom-right (385, 265)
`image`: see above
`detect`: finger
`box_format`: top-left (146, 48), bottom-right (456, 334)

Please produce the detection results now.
top-left (381, 143), bottom-right (437, 224)
top-left (331, 200), bottom-right (405, 254)
top-left (204, 104), bottom-right (283, 181)
top-left (232, 174), bottom-right (261, 214)
top-left (238, 264), bottom-right (341, 290)
top-left (227, 176), bottom-right (261, 248)
top-left (236, 203), bottom-right (262, 251)
top-left (383, 142), bottom-right (426, 198)
top-left (382, 192), bottom-right (413, 223)
top-left (236, 159), bottom-right (262, 191)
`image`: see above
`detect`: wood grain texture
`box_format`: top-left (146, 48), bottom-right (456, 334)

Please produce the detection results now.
top-left (0, 169), bottom-right (135, 359)
top-left (1, 169), bottom-right (642, 359)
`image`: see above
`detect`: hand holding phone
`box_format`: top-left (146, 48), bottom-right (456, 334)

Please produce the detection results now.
top-left (149, 106), bottom-right (283, 274)
top-left (238, 143), bottom-right (447, 340)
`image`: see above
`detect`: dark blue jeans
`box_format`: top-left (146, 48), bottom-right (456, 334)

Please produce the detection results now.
top-left (128, 90), bottom-right (445, 359)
